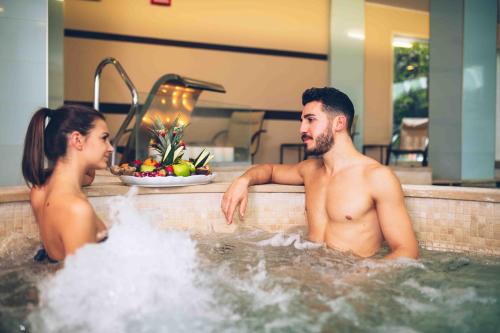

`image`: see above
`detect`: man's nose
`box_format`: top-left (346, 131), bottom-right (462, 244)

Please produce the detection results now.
top-left (299, 121), bottom-right (308, 134)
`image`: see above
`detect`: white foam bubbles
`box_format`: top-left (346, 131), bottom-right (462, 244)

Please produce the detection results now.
top-left (326, 296), bottom-right (361, 327)
top-left (256, 232), bottom-right (323, 250)
top-left (28, 187), bottom-right (223, 333)
top-left (401, 278), bottom-right (496, 307)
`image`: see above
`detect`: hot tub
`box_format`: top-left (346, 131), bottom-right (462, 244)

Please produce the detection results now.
top-left (0, 171), bottom-right (499, 332)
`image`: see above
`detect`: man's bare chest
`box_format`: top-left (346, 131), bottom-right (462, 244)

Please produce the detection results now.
top-left (304, 175), bottom-right (374, 224)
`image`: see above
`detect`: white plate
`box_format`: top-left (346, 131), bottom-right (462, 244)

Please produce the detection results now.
top-left (119, 173), bottom-right (216, 187)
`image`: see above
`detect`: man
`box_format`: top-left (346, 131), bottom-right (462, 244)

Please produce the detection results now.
top-left (221, 87), bottom-right (418, 259)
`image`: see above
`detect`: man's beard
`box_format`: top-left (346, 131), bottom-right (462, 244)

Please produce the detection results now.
top-left (304, 127), bottom-right (334, 156)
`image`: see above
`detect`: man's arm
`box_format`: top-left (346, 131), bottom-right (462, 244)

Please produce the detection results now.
top-left (369, 166), bottom-right (419, 259)
top-left (221, 162), bottom-right (307, 224)
top-left (82, 169), bottom-right (96, 187)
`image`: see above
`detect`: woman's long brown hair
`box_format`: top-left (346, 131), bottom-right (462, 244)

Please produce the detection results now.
top-left (21, 105), bottom-right (105, 187)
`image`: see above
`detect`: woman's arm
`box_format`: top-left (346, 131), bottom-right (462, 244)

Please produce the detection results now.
top-left (59, 199), bottom-right (97, 256)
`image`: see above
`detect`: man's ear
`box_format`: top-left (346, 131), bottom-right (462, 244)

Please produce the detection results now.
top-left (334, 115), bottom-right (347, 132)
top-left (68, 131), bottom-right (84, 151)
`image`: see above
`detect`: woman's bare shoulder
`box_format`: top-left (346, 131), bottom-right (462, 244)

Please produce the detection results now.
top-left (45, 193), bottom-right (95, 226)
top-left (53, 195), bottom-right (93, 214)
top-left (30, 186), bottom-right (46, 209)
top-left (30, 187), bottom-right (47, 223)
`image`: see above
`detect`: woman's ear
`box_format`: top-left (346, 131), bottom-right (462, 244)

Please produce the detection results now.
top-left (68, 131), bottom-right (84, 151)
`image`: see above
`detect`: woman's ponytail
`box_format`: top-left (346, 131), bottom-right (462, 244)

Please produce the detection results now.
top-left (22, 108), bottom-right (51, 187)
top-left (21, 105), bottom-right (105, 187)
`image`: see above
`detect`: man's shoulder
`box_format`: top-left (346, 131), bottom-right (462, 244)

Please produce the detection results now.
top-left (363, 162), bottom-right (402, 195)
top-left (298, 158), bottom-right (323, 173)
top-left (364, 161), bottom-right (392, 177)
top-left (299, 158), bottom-right (323, 168)
top-left (353, 155), bottom-right (394, 180)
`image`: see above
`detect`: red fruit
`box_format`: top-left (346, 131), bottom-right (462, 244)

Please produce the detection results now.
top-left (133, 160), bottom-right (142, 166)
top-left (179, 140), bottom-right (186, 148)
top-left (154, 162), bottom-right (160, 167)
top-left (165, 165), bottom-right (174, 173)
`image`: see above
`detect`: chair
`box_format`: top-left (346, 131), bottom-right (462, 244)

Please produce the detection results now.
top-left (212, 111), bottom-right (267, 163)
top-left (386, 117), bottom-right (429, 166)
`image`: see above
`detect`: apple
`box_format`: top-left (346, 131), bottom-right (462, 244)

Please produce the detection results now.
top-left (186, 161), bottom-right (196, 173)
top-left (172, 163), bottom-right (191, 177)
top-left (140, 164), bottom-right (156, 173)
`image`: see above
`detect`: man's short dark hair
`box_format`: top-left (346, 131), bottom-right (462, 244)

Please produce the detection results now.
top-left (302, 87), bottom-right (355, 132)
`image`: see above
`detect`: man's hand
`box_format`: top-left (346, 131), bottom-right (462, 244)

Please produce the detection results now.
top-left (82, 169), bottom-right (96, 187)
top-left (221, 177), bottom-right (250, 224)
top-left (220, 163), bottom-right (304, 224)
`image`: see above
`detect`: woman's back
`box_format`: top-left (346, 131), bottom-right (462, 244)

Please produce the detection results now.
top-left (31, 178), bottom-right (103, 261)
top-left (23, 105), bottom-right (112, 261)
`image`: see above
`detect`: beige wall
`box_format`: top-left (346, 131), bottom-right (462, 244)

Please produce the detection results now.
top-left (64, 38), bottom-right (327, 111)
top-left (64, 0), bottom-right (329, 110)
top-left (64, 1), bottom-right (433, 162)
top-left (65, 0), bottom-right (329, 53)
top-left (364, 3), bottom-right (429, 144)
top-left (105, 113), bottom-right (302, 164)
top-left (63, 0), bottom-right (328, 164)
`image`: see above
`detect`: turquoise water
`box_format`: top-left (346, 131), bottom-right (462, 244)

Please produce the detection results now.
top-left (1, 228), bottom-right (499, 333)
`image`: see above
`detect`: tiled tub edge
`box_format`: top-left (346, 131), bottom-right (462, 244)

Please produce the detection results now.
top-left (0, 183), bottom-right (499, 256)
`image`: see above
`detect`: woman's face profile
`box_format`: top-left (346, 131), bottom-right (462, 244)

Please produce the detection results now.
top-left (82, 119), bottom-right (114, 169)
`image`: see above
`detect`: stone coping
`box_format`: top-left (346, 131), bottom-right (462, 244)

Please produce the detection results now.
top-left (0, 176), bottom-right (499, 204)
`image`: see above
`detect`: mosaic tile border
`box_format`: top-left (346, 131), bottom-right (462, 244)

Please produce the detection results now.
top-left (1, 192), bottom-right (499, 256)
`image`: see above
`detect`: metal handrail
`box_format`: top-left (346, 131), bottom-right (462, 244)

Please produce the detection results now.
top-left (93, 57), bottom-right (139, 165)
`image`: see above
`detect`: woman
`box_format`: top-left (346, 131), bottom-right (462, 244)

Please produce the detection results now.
top-left (22, 105), bottom-right (113, 261)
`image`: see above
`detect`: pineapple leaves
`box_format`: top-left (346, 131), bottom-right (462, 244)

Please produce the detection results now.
top-left (193, 149), bottom-right (215, 168)
top-left (148, 114), bottom-right (188, 166)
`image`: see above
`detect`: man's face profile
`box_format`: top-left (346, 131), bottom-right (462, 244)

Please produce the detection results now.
top-left (300, 101), bottom-right (334, 156)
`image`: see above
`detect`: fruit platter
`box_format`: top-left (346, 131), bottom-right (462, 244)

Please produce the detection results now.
top-left (110, 116), bottom-right (216, 187)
